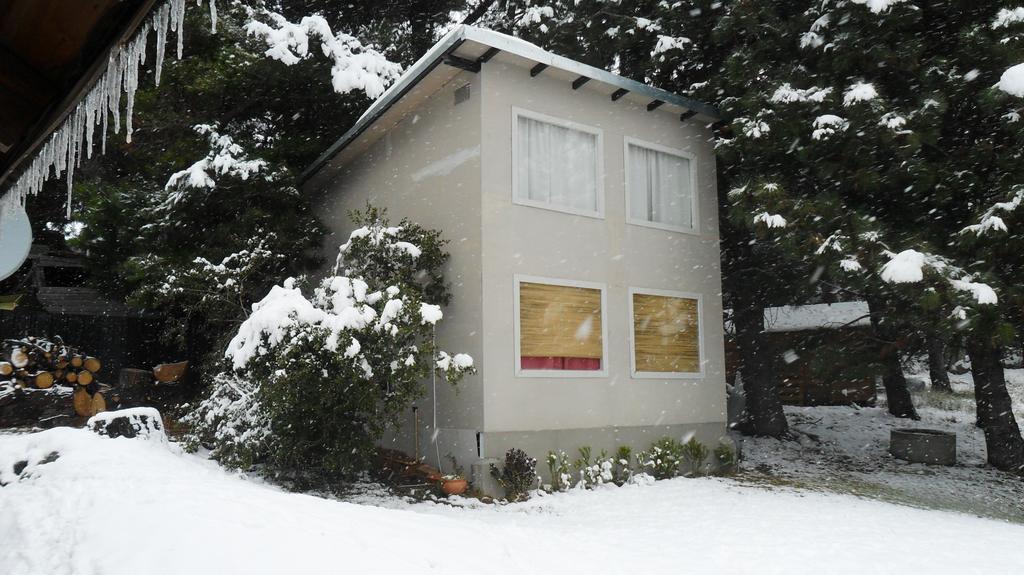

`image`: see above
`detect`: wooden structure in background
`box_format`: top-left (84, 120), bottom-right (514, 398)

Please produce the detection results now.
top-left (0, 244), bottom-right (165, 378)
top-left (726, 302), bottom-right (878, 407)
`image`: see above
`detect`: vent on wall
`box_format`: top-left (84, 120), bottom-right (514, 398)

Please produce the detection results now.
top-left (454, 83), bottom-right (471, 105)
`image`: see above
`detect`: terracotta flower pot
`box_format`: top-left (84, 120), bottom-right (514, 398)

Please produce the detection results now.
top-left (441, 478), bottom-right (468, 496)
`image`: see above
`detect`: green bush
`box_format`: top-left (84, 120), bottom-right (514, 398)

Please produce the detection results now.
top-left (681, 437), bottom-right (710, 476)
top-left (492, 448), bottom-right (537, 501)
top-left (613, 445), bottom-right (633, 485)
top-left (713, 441), bottom-right (738, 475)
top-left (637, 437), bottom-right (684, 480)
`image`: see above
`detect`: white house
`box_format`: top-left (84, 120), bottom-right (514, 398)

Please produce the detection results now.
top-left (303, 25), bottom-right (727, 479)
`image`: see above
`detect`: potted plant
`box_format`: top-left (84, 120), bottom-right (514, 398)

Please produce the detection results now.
top-left (440, 454), bottom-right (468, 496)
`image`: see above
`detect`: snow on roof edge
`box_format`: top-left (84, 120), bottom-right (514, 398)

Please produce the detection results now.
top-left (299, 25), bottom-right (720, 184)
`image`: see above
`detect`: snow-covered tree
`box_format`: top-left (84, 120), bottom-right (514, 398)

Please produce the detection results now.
top-left (186, 209), bottom-right (473, 479)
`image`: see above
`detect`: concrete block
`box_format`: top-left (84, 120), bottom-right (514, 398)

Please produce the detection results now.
top-left (470, 458), bottom-right (504, 499)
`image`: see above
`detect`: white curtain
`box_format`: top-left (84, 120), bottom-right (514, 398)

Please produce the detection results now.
top-left (516, 116), bottom-right (598, 212)
top-left (628, 144), bottom-right (693, 229)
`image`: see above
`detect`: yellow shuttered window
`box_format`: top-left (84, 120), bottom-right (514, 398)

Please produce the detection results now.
top-left (518, 281), bottom-right (603, 371)
top-left (632, 292), bottom-right (700, 374)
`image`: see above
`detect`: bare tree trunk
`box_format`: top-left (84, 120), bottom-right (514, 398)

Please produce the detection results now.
top-left (966, 335), bottom-right (1024, 473)
top-left (865, 293), bottom-right (919, 419)
top-left (927, 332), bottom-right (952, 393)
top-left (732, 294), bottom-right (788, 437)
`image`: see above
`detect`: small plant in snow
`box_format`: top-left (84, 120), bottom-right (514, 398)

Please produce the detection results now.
top-left (574, 446), bottom-right (614, 489)
top-left (613, 445), bottom-right (633, 485)
top-left (638, 437), bottom-right (684, 480)
top-left (680, 437), bottom-right (710, 477)
top-left (444, 453), bottom-right (465, 480)
top-left (546, 450), bottom-right (572, 492)
top-left (713, 441), bottom-right (738, 475)
top-left (491, 448), bottom-right (537, 502)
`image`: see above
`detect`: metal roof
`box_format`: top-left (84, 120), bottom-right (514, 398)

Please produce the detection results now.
top-left (301, 25), bottom-right (720, 183)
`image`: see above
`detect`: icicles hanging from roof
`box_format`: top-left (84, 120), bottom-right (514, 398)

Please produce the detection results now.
top-left (0, 0), bottom-right (216, 226)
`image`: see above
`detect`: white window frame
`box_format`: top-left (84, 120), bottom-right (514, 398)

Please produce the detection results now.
top-left (511, 107), bottom-right (605, 220)
top-left (628, 286), bottom-right (705, 379)
top-left (623, 137), bottom-right (700, 235)
top-left (513, 274), bottom-right (609, 378)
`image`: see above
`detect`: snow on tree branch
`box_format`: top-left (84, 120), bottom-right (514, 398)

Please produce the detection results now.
top-left (244, 12), bottom-right (402, 99)
top-left (653, 35), bottom-right (693, 56)
top-left (993, 8), bottom-right (1024, 29)
top-left (843, 82), bottom-right (878, 106)
top-left (164, 125), bottom-right (269, 205)
top-left (811, 115), bottom-right (849, 140)
top-left (850, 0), bottom-right (907, 14)
top-left (770, 84), bottom-right (832, 104)
top-left (961, 187), bottom-right (1023, 235)
top-left (754, 212), bottom-right (787, 229)
top-left (516, 6), bottom-right (555, 31)
top-left (880, 249), bottom-right (997, 305)
top-left (998, 64), bottom-right (1024, 97)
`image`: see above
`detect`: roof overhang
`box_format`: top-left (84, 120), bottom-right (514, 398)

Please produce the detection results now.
top-left (0, 0), bottom-right (157, 191)
top-left (301, 25), bottom-right (720, 185)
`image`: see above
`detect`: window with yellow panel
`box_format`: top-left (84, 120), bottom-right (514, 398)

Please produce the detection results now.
top-left (629, 289), bottom-right (702, 377)
top-left (515, 278), bottom-right (606, 376)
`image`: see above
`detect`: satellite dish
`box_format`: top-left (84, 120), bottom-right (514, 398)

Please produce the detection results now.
top-left (0, 204), bottom-right (32, 282)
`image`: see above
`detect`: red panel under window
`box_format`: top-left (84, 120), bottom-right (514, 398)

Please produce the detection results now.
top-left (521, 356), bottom-right (601, 371)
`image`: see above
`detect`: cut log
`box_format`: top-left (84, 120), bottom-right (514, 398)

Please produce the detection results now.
top-left (65, 371), bottom-right (78, 384)
top-left (153, 361), bottom-right (189, 384)
top-left (11, 348), bottom-right (29, 368)
top-left (70, 355), bottom-right (84, 368)
top-left (34, 372), bottom-right (54, 389)
top-left (73, 388), bottom-right (92, 417)
top-left (77, 370), bottom-right (94, 386)
top-left (91, 392), bottom-right (106, 416)
top-left (0, 362), bottom-right (12, 376)
top-left (83, 357), bottom-right (101, 374)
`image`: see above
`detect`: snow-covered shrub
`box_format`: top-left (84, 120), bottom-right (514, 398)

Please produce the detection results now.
top-left (185, 208), bottom-right (473, 478)
top-left (546, 450), bottom-right (572, 492)
top-left (182, 372), bottom-right (269, 469)
top-left (573, 446), bottom-right (614, 489)
top-left (638, 437), bottom-right (684, 480)
top-left (491, 448), bottom-right (537, 501)
top-left (680, 437), bottom-right (710, 477)
top-left (613, 445), bottom-right (633, 485)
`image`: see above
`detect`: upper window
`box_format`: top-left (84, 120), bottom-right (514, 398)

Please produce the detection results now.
top-left (630, 288), bottom-right (702, 377)
top-left (515, 276), bottom-right (606, 377)
top-left (626, 138), bottom-right (696, 233)
top-left (513, 109), bottom-right (603, 218)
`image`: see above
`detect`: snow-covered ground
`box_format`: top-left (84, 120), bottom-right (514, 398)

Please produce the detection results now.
top-left (741, 368), bottom-right (1024, 523)
top-left (3, 423), bottom-right (1024, 575)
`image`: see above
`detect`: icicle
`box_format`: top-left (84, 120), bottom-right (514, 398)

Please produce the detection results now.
top-left (171, 0), bottom-right (187, 59)
top-left (154, 4), bottom-right (170, 85)
top-left (0, 0), bottom-right (217, 227)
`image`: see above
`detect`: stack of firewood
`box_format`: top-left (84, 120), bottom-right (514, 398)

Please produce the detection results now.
top-left (1, 336), bottom-right (107, 418)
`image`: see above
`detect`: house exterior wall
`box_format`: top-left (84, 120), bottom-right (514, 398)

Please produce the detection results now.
top-left (316, 69), bottom-right (485, 467)
top-left (313, 53), bottom-right (728, 477)
top-left (477, 58), bottom-right (728, 461)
